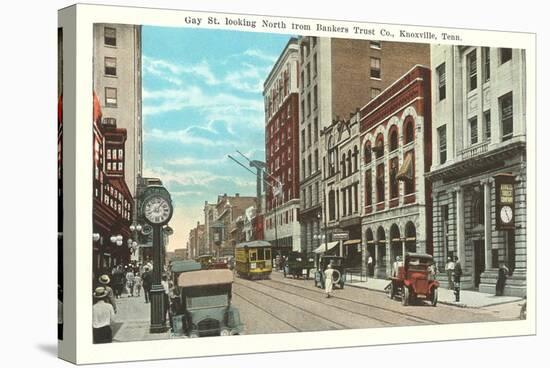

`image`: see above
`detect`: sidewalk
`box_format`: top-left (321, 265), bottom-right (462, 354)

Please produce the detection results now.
top-left (346, 277), bottom-right (522, 308)
top-left (111, 293), bottom-right (171, 343)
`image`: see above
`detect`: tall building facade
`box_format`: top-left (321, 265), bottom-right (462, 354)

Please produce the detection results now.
top-left (263, 38), bottom-right (301, 254)
top-left (321, 112), bottom-right (362, 266)
top-left (203, 202), bottom-right (218, 254)
top-left (428, 46), bottom-right (527, 296)
top-left (298, 37), bottom-right (430, 256)
top-left (359, 65), bottom-right (433, 278)
top-left (93, 24), bottom-right (143, 208)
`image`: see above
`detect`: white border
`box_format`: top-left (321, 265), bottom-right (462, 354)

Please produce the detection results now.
top-left (62, 3), bottom-right (536, 364)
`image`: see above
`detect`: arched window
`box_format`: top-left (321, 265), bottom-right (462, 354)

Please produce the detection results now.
top-left (404, 118), bottom-right (415, 144)
top-left (365, 169), bottom-right (372, 206)
top-left (364, 141), bottom-right (372, 164)
top-left (341, 153), bottom-right (347, 177)
top-left (347, 149), bottom-right (352, 175)
top-left (353, 145), bottom-right (358, 173)
top-left (376, 163), bottom-right (385, 202)
top-left (389, 127), bottom-right (399, 151)
top-left (374, 133), bottom-right (384, 159)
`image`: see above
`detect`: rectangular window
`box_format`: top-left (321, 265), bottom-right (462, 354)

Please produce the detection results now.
top-left (301, 71), bottom-right (304, 90)
top-left (118, 162), bottom-right (123, 171)
top-left (307, 93), bottom-right (311, 116)
top-left (106, 149), bottom-right (111, 159)
top-left (103, 117), bottom-right (116, 127)
top-left (370, 57), bottom-right (381, 79)
top-left (307, 124), bottom-right (311, 147)
top-left (390, 158), bottom-right (398, 199)
top-left (313, 54), bottom-right (317, 76)
top-left (105, 87), bottom-right (117, 107)
top-left (104, 57), bottom-right (117, 76)
top-left (437, 63), bottom-right (446, 101)
top-left (484, 110), bottom-right (491, 140)
top-left (104, 27), bottom-right (116, 46)
top-left (307, 155), bottom-right (312, 176)
top-left (314, 118), bottom-right (318, 142)
top-left (314, 149), bottom-right (319, 172)
top-left (469, 116), bottom-right (478, 144)
top-left (301, 129), bottom-right (305, 152)
top-left (342, 189), bottom-right (347, 216)
top-left (371, 88), bottom-right (381, 99)
top-left (306, 63), bottom-right (311, 86)
top-left (301, 100), bottom-right (305, 121)
top-left (365, 169), bottom-right (372, 206)
top-left (500, 92), bottom-right (513, 141)
top-left (302, 159), bottom-right (305, 179)
top-left (313, 85), bottom-right (318, 109)
top-left (438, 125), bottom-right (447, 164)
top-left (468, 50), bottom-right (477, 91)
top-left (370, 41), bottom-right (381, 49)
top-left (500, 48), bottom-right (512, 64)
top-left (314, 182), bottom-right (319, 205)
top-left (483, 47), bottom-right (490, 82)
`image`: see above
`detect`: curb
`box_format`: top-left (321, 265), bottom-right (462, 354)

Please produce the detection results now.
top-left (345, 282), bottom-right (517, 309)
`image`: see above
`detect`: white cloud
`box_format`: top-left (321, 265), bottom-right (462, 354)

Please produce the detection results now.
top-left (242, 49), bottom-right (278, 63)
top-left (143, 165), bottom-right (255, 189)
top-left (164, 156), bottom-right (227, 166)
top-left (143, 128), bottom-right (234, 147)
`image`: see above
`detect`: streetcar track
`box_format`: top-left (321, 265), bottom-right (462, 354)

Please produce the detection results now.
top-left (235, 280), bottom-right (387, 329)
top-left (232, 291), bottom-right (302, 332)
top-left (249, 277), bottom-right (442, 325)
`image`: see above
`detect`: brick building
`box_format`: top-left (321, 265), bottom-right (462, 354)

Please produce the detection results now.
top-left (427, 46), bottom-right (526, 296)
top-left (297, 36), bottom-right (430, 256)
top-left (359, 65), bottom-right (433, 278)
top-left (264, 38), bottom-right (301, 254)
top-left (210, 194), bottom-right (257, 257)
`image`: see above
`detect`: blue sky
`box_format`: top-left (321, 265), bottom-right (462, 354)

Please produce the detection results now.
top-left (142, 26), bottom-right (292, 250)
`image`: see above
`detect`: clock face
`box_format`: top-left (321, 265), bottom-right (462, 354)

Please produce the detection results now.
top-left (143, 196), bottom-right (172, 224)
top-left (500, 205), bottom-right (513, 224)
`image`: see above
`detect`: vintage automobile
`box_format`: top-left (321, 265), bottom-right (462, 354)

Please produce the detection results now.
top-left (195, 254), bottom-right (214, 269)
top-left (314, 256), bottom-right (346, 289)
top-left (235, 240), bottom-right (272, 279)
top-left (173, 269), bottom-right (243, 337)
top-left (169, 260), bottom-right (201, 285)
top-left (387, 253), bottom-right (439, 306)
top-left (284, 251), bottom-right (314, 279)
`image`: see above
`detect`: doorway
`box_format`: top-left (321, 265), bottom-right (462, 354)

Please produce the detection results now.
top-left (473, 239), bottom-right (485, 288)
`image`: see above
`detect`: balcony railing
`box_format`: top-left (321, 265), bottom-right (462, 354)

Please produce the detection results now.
top-left (458, 141), bottom-right (489, 160)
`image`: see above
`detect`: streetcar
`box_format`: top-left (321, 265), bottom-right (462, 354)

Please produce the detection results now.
top-left (235, 240), bottom-right (272, 279)
top-left (195, 254), bottom-right (214, 269)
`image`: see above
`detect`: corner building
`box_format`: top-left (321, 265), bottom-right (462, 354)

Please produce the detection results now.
top-left (359, 65), bottom-right (433, 278)
top-left (263, 39), bottom-right (301, 254)
top-left (428, 46), bottom-right (527, 296)
top-left (297, 36), bottom-right (430, 256)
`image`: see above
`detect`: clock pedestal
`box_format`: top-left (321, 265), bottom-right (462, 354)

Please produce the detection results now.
top-left (149, 224), bottom-right (167, 333)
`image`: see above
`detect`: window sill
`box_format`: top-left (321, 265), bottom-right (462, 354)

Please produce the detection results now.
top-left (370, 77), bottom-right (382, 81)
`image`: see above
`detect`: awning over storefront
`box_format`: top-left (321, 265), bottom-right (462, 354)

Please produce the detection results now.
top-left (397, 151), bottom-right (413, 181)
top-left (343, 239), bottom-right (361, 246)
top-left (313, 241), bottom-right (339, 254)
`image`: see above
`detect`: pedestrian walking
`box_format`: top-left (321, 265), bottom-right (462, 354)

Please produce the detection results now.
top-left (445, 257), bottom-right (455, 290)
top-left (367, 254), bottom-right (374, 277)
top-left (453, 256), bottom-right (462, 302)
top-left (161, 275), bottom-right (170, 323)
top-left (142, 266), bottom-right (153, 303)
top-left (111, 265), bottom-right (124, 298)
top-left (92, 286), bottom-right (115, 344)
top-left (495, 263), bottom-right (510, 296)
top-left (133, 273), bottom-right (142, 297)
top-left (98, 274), bottom-right (117, 313)
top-left (392, 256), bottom-right (403, 277)
top-left (324, 264), bottom-right (334, 298)
top-left (125, 268), bottom-right (135, 297)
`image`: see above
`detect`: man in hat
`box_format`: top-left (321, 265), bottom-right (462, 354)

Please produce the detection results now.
top-left (98, 274), bottom-right (117, 313)
top-left (92, 287), bottom-right (116, 344)
top-left (453, 256), bottom-right (463, 302)
top-left (445, 256), bottom-right (455, 290)
top-left (142, 266), bottom-right (153, 303)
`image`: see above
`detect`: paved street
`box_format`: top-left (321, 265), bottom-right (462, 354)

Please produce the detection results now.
top-left (109, 270), bottom-right (523, 342)
top-left (232, 271), bottom-right (523, 335)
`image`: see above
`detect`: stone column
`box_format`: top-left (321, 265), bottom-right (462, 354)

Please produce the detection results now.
top-left (482, 178), bottom-right (492, 269)
top-left (454, 186), bottom-right (465, 264)
top-left (373, 240), bottom-right (379, 278)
